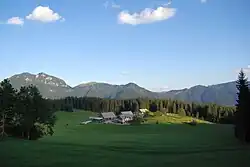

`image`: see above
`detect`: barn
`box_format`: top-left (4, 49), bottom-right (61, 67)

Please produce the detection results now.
top-left (101, 112), bottom-right (117, 121)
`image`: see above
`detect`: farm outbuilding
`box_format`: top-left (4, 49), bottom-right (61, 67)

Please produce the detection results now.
top-left (101, 112), bottom-right (117, 120)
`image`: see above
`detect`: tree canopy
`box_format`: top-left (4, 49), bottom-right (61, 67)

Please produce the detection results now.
top-left (0, 80), bottom-right (56, 140)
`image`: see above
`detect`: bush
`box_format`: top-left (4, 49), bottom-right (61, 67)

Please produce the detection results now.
top-left (178, 108), bottom-right (186, 116)
top-left (131, 115), bottom-right (144, 125)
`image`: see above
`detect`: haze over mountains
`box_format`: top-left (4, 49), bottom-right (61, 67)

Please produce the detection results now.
top-left (7, 72), bottom-right (237, 106)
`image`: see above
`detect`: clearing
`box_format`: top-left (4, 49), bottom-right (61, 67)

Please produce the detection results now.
top-left (1, 111), bottom-right (250, 167)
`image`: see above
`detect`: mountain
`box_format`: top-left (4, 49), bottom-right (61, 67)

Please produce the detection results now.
top-left (72, 82), bottom-right (158, 99)
top-left (9, 72), bottom-right (73, 99)
top-left (161, 82), bottom-right (237, 106)
top-left (7, 72), bottom-right (238, 106)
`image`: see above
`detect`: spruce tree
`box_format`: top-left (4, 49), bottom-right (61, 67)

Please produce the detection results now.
top-left (234, 69), bottom-right (250, 142)
top-left (0, 79), bottom-right (17, 139)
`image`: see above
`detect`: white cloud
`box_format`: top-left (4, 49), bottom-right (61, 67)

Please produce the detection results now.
top-left (118, 6), bottom-right (176, 25)
top-left (26, 6), bottom-right (64, 23)
top-left (104, 1), bottom-right (120, 9)
top-left (6, 17), bottom-right (24, 26)
top-left (201, 0), bottom-right (207, 3)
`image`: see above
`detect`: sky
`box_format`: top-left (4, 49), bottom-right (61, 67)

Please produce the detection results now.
top-left (0, 0), bottom-right (250, 91)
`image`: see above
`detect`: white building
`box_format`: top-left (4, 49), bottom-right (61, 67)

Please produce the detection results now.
top-left (119, 111), bottom-right (134, 122)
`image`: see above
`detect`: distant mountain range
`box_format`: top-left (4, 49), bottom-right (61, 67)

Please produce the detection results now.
top-left (7, 72), bottom-right (238, 106)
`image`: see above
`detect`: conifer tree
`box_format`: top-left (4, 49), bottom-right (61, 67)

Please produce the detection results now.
top-left (0, 79), bottom-right (16, 139)
top-left (234, 69), bottom-right (250, 142)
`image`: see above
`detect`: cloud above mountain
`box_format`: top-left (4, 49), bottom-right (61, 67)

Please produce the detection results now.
top-left (6, 17), bottom-right (24, 26)
top-left (0, 17), bottom-right (24, 26)
top-left (1, 6), bottom-right (64, 26)
top-left (118, 5), bottom-right (176, 25)
top-left (26, 6), bottom-right (64, 23)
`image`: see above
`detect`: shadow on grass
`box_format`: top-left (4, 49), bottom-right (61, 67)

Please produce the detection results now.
top-left (35, 139), bottom-right (249, 156)
top-left (2, 123), bottom-right (243, 157)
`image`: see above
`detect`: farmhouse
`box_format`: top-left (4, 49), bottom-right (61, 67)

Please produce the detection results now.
top-left (101, 112), bottom-right (117, 120)
top-left (119, 111), bottom-right (134, 123)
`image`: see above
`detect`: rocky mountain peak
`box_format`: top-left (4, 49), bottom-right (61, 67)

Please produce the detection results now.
top-left (37, 72), bottom-right (49, 78)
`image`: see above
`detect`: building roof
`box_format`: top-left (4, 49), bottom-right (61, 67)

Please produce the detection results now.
top-left (139, 109), bottom-right (149, 113)
top-left (120, 111), bottom-right (134, 117)
top-left (89, 117), bottom-right (103, 120)
top-left (101, 112), bottom-right (116, 119)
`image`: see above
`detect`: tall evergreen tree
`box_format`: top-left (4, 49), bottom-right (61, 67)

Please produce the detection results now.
top-left (132, 101), bottom-right (139, 113)
top-left (0, 79), bottom-right (17, 139)
top-left (172, 102), bottom-right (177, 114)
top-left (234, 69), bottom-right (250, 142)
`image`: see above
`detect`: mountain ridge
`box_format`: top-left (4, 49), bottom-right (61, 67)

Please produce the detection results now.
top-left (6, 72), bottom-right (239, 106)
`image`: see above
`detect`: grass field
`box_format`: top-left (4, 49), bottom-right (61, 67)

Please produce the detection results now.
top-left (144, 111), bottom-right (211, 124)
top-left (1, 111), bottom-right (250, 167)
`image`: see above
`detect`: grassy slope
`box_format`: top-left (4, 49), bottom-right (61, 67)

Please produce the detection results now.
top-left (1, 111), bottom-right (250, 167)
top-left (145, 111), bottom-right (211, 124)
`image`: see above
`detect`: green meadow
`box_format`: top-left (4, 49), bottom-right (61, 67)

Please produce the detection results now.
top-left (1, 111), bottom-right (250, 167)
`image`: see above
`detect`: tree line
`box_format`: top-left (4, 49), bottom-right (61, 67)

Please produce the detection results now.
top-left (0, 79), bottom-right (56, 140)
top-left (234, 70), bottom-right (250, 143)
top-left (51, 94), bottom-right (236, 124)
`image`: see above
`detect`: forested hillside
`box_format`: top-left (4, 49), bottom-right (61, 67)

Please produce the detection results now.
top-left (51, 96), bottom-right (235, 124)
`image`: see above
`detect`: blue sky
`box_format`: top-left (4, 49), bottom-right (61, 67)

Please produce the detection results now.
top-left (0, 0), bottom-right (250, 91)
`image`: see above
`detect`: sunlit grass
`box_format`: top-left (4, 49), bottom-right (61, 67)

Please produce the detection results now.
top-left (144, 111), bottom-right (211, 124)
